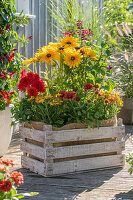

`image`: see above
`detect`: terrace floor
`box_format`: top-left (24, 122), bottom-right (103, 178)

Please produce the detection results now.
top-left (4, 126), bottom-right (133, 200)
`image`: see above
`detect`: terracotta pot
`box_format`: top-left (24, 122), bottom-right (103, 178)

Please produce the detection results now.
top-left (117, 98), bottom-right (133, 125)
top-left (0, 106), bottom-right (13, 157)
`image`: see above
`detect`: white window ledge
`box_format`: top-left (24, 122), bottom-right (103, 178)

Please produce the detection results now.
top-left (15, 13), bottom-right (36, 19)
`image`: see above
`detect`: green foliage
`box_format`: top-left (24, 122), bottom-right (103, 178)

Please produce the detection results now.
top-left (126, 154), bottom-right (133, 175)
top-left (111, 56), bottom-right (133, 98)
top-left (104, 23), bottom-right (133, 98)
top-left (11, 93), bottom-right (120, 128)
top-left (0, 0), bottom-right (29, 110)
top-left (127, 1), bottom-right (133, 13)
top-left (49, 0), bottom-right (104, 44)
top-left (103, 0), bottom-right (132, 37)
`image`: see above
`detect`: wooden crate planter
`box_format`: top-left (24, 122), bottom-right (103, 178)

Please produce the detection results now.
top-left (20, 124), bottom-right (125, 177)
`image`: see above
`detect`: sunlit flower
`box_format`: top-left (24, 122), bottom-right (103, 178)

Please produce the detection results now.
top-left (39, 47), bottom-right (59, 64)
top-left (27, 87), bottom-right (38, 97)
top-left (23, 58), bottom-right (36, 66)
top-left (64, 91), bottom-right (76, 100)
top-left (9, 171), bottom-right (24, 186)
top-left (0, 159), bottom-right (14, 167)
top-left (60, 35), bottom-right (79, 48)
top-left (35, 95), bottom-right (45, 103)
top-left (64, 49), bottom-right (82, 68)
top-left (0, 180), bottom-right (12, 192)
top-left (0, 167), bottom-right (8, 173)
top-left (80, 47), bottom-right (98, 60)
top-left (84, 83), bottom-right (93, 90)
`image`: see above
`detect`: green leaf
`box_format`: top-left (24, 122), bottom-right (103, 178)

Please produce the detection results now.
top-left (103, 79), bottom-right (115, 92)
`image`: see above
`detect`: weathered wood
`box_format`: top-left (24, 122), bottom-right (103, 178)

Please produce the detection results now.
top-left (53, 155), bottom-right (125, 175)
top-left (20, 141), bottom-right (45, 160)
top-left (50, 126), bottom-right (125, 143)
top-left (21, 155), bottom-right (45, 176)
top-left (53, 141), bottom-right (125, 159)
top-left (20, 127), bottom-right (46, 143)
top-left (20, 125), bottom-right (125, 176)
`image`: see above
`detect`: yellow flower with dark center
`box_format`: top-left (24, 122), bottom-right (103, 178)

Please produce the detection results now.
top-left (39, 47), bottom-right (59, 64)
top-left (60, 35), bottom-right (79, 48)
top-left (23, 58), bottom-right (36, 66)
top-left (64, 49), bottom-right (82, 68)
top-left (35, 95), bottom-right (44, 103)
top-left (80, 47), bottom-right (98, 60)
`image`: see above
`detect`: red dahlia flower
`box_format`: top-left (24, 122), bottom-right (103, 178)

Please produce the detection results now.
top-left (34, 73), bottom-right (40, 80)
top-left (84, 83), bottom-right (93, 90)
top-left (9, 171), bottom-right (24, 186)
top-left (0, 180), bottom-right (12, 192)
top-left (32, 79), bottom-right (46, 93)
top-left (27, 72), bottom-right (35, 82)
top-left (27, 87), bottom-right (38, 97)
top-left (18, 76), bottom-right (31, 91)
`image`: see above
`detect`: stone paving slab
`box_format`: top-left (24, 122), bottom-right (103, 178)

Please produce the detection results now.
top-left (4, 126), bottom-right (133, 200)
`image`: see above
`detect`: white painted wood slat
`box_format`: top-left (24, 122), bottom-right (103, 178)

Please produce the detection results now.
top-left (53, 141), bottom-right (125, 159)
top-left (53, 155), bottom-right (125, 175)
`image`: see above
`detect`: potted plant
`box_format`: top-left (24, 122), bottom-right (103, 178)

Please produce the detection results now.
top-left (11, 33), bottom-right (125, 176)
top-left (0, 0), bottom-right (29, 156)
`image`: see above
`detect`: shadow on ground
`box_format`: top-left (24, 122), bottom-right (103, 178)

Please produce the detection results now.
top-left (114, 189), bottom-right (133, 200)
top-left (16, 167), bottom-right (123, 200)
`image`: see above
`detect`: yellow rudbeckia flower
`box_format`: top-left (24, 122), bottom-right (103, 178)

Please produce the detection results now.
top-left (23, 57), bottom-right (36, 66)
top-left (64, 49), bottom-right (82, 68)
top-left (80, 47), bottom-right (98, 60)
top-left (60, 35), bottom-right (79, 48)
top-left (39, 47), bottom-right (59, 64)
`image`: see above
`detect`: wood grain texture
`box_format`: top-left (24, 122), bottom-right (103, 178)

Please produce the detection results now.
top-left (53, 155), bottom-right (125, 175)
top-left (53, 141), bottom-right (125, 159)
top-left (50, 126), bottom-right (125, 143)
top-left (21, 155), bottom-right (45, 176)
top-left (20, 125), bottom-right (125, 176)
top-left (20, 127), bottom-right (46, 143)
top-left (20, 141), bottom-right (45, 159)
